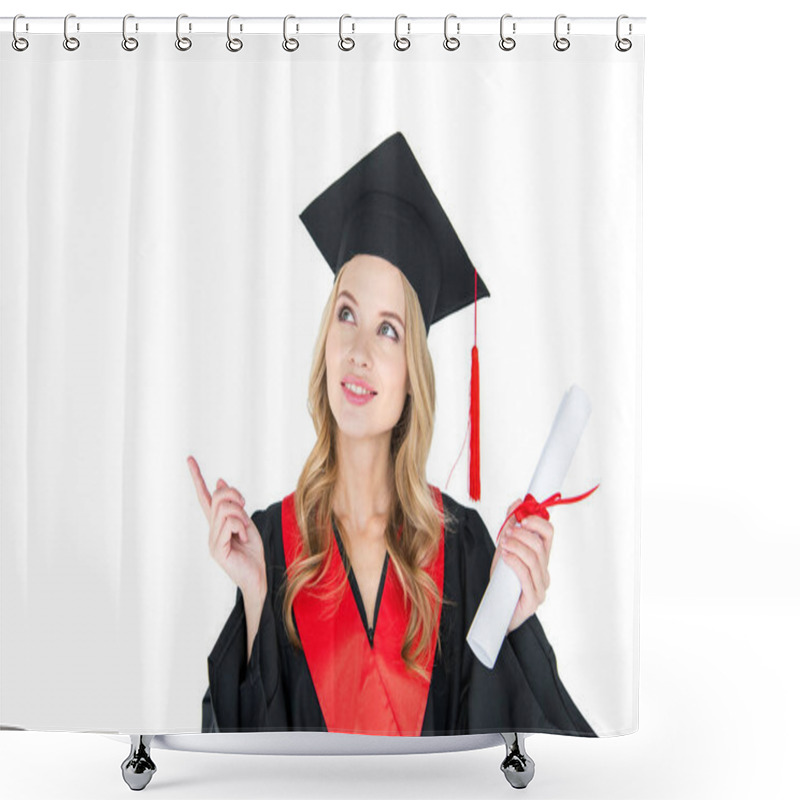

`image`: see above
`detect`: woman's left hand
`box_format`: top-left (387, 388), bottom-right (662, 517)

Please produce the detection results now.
top-left (489, 498), bottom-right (554, 635)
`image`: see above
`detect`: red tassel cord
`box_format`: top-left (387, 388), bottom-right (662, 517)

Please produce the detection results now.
top-left (468, 266), bottom-right (481, 501)
top-left (496, 484), bottom-right (601, 539)
top-left (469, 344), bottom-right (480, 501)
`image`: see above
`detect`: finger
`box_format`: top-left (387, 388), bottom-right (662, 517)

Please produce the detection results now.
top-left (501, 548), bottom-right (540, 615)
top-left (497, 524), bottom-right (514, 551)
top-left (209, 502), bottom-right (249, 556)
top-left (218, 511), bottom-right (250, 557)
top-left (499, 510), bottom-right (524, 543)
top-left (216, 477), bottom-right (244, 503)
top-left (214, 478), bottom-right (244, 505)
top-left (211, 501), bottom-right (251, 550)
top-left (187, 456), bottom-right (212, 520)
top-left (508, 525), bottom-right (551, 572)
top-left (502, 534), bottom-right (547, 605)
top-left (214, 514), bottom-right (247, 560)
top-left (219, 480), bottom-right (246, 506)
top-left (506, 497), bottom-right (523, 516)
top-left (211, 487), bottom-right (247, 525)
top-left (499, 520), bottom-right (530, 553)
top-left (517, 515), bottom-right (554, 539)
top-left (212, 485), bottom-right (245, 510)
top-left (517, 516), bottom-right (555, 559)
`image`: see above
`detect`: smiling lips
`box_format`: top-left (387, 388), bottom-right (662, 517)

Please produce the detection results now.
top-left (341, 378), bottom-right (377, 406)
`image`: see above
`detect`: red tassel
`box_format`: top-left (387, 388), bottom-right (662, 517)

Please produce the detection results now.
top-left (469, 344), bottom-right (481, 501)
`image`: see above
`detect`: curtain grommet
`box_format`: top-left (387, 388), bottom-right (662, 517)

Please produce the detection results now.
top-left (226, 15), bottom-right (243, 52)
top-left (394, 15), bottom-right (411, 51)
top-left (443, 14), bottom-right (460, 51)
top-left (12, 14), bottom-right (29, 51)
top-left (175, 14), bottom-right (192, 51)
top-left (63, 13), bottom-right (80, 51)
top-left (338, 14), bottom-right (355, 51)
top-left (553, 14), bottom-right (570, 52)
top-left (121, 14), bottom-right (139, 52)
top-left (499, 14), bottom-right (516, 51)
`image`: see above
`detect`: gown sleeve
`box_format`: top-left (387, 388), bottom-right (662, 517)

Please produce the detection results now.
top-left (202, 506), bottom-right (289, 732)
top-left (459, 505), bottom-right (596, 736)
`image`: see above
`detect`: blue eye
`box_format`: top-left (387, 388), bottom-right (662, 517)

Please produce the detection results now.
top-left (380, 321), bottom-right (399, 340)
top-left (338, 306), bottom-right (354, 322)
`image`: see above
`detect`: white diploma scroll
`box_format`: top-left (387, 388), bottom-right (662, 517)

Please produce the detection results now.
top-left (466, 384), bottom-right (592, 669)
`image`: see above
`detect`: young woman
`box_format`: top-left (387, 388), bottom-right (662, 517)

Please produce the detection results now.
top-left (190, 133), bottom-right (595, 737)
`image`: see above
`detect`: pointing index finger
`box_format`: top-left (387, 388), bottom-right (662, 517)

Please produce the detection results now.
top-left (187, 455), bottom-right (212, 520)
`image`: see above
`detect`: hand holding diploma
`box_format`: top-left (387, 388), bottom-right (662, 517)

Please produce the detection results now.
top-left (489, 500), bottom-right (554, 634)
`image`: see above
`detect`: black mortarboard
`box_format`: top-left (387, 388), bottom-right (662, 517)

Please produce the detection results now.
top-left (299, 131), bottom-right (488, 500)
top-left (298, 131), bottom-right (489, 335)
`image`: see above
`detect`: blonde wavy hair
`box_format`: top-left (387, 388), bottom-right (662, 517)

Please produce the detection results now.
top-left (282, 259), bottom-right (456, 678)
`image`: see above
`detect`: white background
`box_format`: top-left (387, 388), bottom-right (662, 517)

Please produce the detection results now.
top-left (1, 1), bottom-right (798, 798)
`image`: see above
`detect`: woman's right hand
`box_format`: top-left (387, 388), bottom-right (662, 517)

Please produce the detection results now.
top-left (187, 455), bottom-right (267, 599)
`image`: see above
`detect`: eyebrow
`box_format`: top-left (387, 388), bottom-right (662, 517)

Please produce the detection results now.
top-left (337, 290), bottom-right (406, 330)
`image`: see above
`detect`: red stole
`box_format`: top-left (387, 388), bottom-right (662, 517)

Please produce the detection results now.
top-left (281, 486), bottom-right (445, 735)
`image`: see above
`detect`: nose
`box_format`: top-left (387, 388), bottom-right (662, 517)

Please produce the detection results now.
top-left (347, 327), bottom-right (372, 369)
top-left (348, 345), bottom-right (370, 369)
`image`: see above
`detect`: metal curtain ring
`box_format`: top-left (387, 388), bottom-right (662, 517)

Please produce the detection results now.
top-left (63, 13), bottom-right (80, 51)
top-left (615, 14), bottom-right (632, 51)
top-left (499, 13), bottom-right (516, 51)
top-left (227, 15), bottom-right (243, 51)
top-left (12, 14), bottom-right (29, 51)
top-left (176, 14), bottom-right (192, 51)
top-left (283, 15), bottom-right (299, 51)
top-left (443, 14), bottom-right (460, 51)
top-left (394, 15), bottom-right (410, 51)
top-left (553, 14), bottom-right (570, 51)
top-left (339, 14), bottom-right (355, 51)
top-left (122, 14), bottom-right (138, 51)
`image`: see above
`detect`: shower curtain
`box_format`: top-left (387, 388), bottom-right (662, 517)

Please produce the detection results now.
top-left (0, 17), bottom-right (643, 738)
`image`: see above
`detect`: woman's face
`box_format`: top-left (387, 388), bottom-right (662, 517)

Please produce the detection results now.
top-left (325, 254), bottom-right (410, 444)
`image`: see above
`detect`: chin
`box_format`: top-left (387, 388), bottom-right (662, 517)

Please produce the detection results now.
top-left (334, 416), bottom-right (382, 440)
top-left (332, 410), bottom-right (396, 443)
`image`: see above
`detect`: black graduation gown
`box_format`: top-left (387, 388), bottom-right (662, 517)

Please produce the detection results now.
top-left (202, 490), bottom-right (596, 736)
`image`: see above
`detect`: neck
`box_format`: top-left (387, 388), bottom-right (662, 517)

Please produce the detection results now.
top-left (332, 431), bottom-right (393, 536)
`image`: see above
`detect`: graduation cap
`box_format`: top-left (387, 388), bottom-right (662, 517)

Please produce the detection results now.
top-left (299, 131), bottom-right (488, 501)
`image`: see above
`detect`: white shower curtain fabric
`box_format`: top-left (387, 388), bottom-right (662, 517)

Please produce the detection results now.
top-left (0, 29), bottom-right (643, 735)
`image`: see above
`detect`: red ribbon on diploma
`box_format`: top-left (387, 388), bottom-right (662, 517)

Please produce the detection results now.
top-left (497, 484), bottom-right (600, 536)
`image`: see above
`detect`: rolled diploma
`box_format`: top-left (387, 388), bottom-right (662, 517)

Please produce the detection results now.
top-left (466, 384), bottom-right (592, 669)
